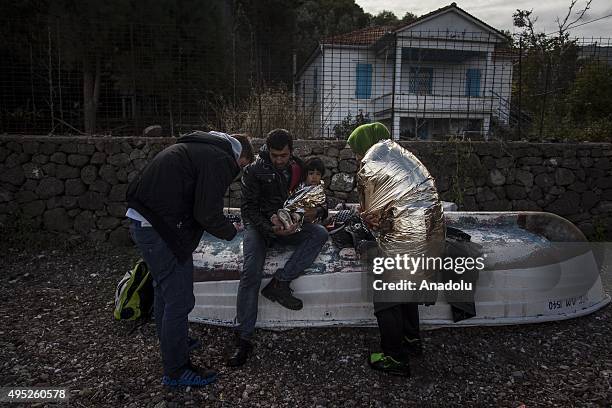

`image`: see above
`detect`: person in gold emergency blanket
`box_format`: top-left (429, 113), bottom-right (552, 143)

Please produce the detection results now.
top-left (347, 122), bottom-right (445, 377)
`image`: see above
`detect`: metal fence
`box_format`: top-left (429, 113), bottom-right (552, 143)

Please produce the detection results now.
top-left (1, 19), bottom-right (611, 141)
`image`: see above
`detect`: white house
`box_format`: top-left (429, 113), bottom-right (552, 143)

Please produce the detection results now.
top-left (295, 3), bottom-right (515, 140)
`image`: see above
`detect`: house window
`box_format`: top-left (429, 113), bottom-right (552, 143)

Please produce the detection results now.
top-left (409, 67), bottom-right (433, 95)
top-left (355, 63), bottom-right (372, 99)
top-left (466, 68), bottom-right (481, 97)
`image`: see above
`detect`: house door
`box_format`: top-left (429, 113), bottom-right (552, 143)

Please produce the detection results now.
top-left (417, 120), bottom-right (429, 139)
top-left (465, 68), bottom-right (481, 97)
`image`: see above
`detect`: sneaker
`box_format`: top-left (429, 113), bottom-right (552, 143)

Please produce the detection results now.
top-left (227, 336), bottom-right (253, 367)
top-left (368, 352), bottom-right (410, 377)
top-left (261, 278), bottom-right (303, 310)
top-left (402, 336), bottom-right (423, 357)
top-left (162, 364), bottom-right (217, 387)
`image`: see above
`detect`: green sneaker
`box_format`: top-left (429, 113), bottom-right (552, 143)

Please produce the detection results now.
top-left (368, 352), bottom-right (410, 377)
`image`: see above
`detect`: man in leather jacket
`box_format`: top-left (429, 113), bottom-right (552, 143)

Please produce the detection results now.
top-left (228, 129), bottom-right (328, 367)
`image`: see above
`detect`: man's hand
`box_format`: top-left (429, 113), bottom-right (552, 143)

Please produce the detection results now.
top-left (303, 208), bottom-right (317, 223)
top-left (361, 211), bottom-right (380, 230)
top-left (272, 223), bottom-right (299, 236)
top-left (270, 214), bottom-right (284, 227)
top-left (233, 222), bottom-right (244, 233)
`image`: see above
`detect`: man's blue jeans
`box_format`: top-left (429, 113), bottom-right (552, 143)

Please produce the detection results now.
top-left (129, 220), bottom-right (194, 377)
top-left (235, 223), bottom-right (329, 340)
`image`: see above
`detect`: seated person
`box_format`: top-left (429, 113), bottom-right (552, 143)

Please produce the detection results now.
top-left (295, 157), bottom-right (329, 223)
top-left (229, 129), bottom-right (329, 367)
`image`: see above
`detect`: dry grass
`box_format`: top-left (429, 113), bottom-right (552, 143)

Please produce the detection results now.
top-left (209, 86), bottom-right (318, 139)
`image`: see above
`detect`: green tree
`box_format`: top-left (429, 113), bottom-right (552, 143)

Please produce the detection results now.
top-left (512, 1), bottom-right (593, 140)
top-left (293, 0), bottom-right (370, 64)
top-left (400, 11), bottom-right (417, 25)
top-left (48, 0), bottom-right (131, 134)
top-left (567, 61), bottom-right (612, 124)
top-left (369, 10), bottom-right (399, 27)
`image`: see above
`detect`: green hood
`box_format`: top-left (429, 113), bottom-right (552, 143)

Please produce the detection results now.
top-left (347, 122), bottom-right (391, 156)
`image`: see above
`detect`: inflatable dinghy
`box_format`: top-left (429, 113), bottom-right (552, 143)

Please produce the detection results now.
top-left (189, 210), bottom-right (609, 328)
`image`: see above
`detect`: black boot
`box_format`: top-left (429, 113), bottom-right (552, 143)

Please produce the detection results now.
top-left (227, 336), bottom-right (253, 367)
top-left (261, 278), bottom-right (303, 310)
top-left (402, 336), bottom-right (423, 357)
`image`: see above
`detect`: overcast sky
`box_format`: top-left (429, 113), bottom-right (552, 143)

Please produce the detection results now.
top-left (355, 0), bottom-right (612, 39)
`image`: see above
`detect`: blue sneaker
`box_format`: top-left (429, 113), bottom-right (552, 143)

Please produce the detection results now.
top-left (162, 364), bottom-right (217, 387)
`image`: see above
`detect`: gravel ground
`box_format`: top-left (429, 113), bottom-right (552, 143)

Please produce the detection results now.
top-left (1, 234), bottom-right (611, 408)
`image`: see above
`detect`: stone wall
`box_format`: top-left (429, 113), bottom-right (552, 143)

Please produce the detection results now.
top-left (0, 136), bottom-right (171, 245)
top-left (1, 135), bottom-right (611, 244)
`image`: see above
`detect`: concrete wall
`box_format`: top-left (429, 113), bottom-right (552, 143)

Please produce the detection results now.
top-left (400, 56), bottom-right (489, 97)
top-left (1, 135), bottom-right (611, 244)
top-left (297, 53), bottom-right (323, 132)
top-left (398, 9), bottom-right (502, 43)
top-left (318, 46), bottom-right (511, 138)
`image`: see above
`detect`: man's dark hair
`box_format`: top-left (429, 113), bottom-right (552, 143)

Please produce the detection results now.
top-left (304, 157), bottom-right (325, 175)
top-left (266, 129), bottom-right (293, 151)
top-left (231, 134), bottom-right (254, 163)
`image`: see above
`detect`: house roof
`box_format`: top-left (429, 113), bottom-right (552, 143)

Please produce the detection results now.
top-left (297, 2), bottom-right (510, 78)
top-left (322, 25), bottom-right (395, 46)
top-left (493, 47), bottom-right (518, 60)
top-left (320, 3), bottom-right (508, 47)
top-left (394, 3), bottom-right (508, 40)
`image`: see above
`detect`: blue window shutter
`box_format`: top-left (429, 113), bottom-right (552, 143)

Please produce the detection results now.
top-left (466, 68), bottom-right (481, 97)
top-left (355, 63), bottom-right (372, 99)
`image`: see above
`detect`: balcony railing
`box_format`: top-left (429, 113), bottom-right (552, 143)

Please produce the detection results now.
top-left (372, 93), bottom-right (494, 115)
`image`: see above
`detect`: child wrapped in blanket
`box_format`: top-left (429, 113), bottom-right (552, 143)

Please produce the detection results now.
top-left (273, 157), bottom-right (330, 230)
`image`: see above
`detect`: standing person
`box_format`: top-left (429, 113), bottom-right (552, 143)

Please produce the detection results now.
top-left (347, 123), bottom-right (445, 377)
top-left (127, 130), bottom-right (254, 387)
top-left (228, 129), bottom-right (329, 367)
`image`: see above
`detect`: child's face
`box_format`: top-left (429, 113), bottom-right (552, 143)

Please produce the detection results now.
top-left (306, 170), bottom-right (322, 186)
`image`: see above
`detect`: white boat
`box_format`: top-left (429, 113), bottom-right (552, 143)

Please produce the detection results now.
top-left (189, 210), bottom-right (610, 328)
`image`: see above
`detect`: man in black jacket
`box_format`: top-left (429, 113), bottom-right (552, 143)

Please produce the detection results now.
top-left (127, 130), bottom-right (253, 387)
top-left (228, 129), bottom-right (329, 367)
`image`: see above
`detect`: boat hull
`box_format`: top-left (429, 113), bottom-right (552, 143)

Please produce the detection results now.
top-left (190, 211), bottom-right (610, 328)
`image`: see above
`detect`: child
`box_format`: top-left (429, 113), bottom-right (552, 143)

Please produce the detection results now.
top-left (273, 157), bottom-right (328, 230)
top-left (303, 157), bottom-right (325, 187)
top-left (302, 157), bottom-right (328, 222)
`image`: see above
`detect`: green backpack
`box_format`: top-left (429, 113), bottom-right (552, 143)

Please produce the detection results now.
top-left (114, 259), bottom-right (154, 321)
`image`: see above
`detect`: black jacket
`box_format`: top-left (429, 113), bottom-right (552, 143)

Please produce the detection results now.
top-left (240, 145), bottom-right (304, 241)
top-left (127, 132), bottom-right (239, 262)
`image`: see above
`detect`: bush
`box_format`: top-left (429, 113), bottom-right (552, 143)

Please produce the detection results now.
top-left (332, 110), bottom-right (371, 139)
top-left (534, 116), bottom-right (612, 143)
top-left (209, 86), bottom-right (318, 139)
top-left (567, 61), bottom-right (612, 125)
